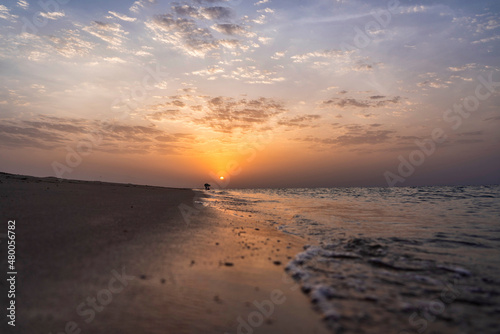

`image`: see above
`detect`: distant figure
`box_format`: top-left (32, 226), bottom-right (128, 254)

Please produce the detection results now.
top-left (204, 183), bottom-right (211, 190)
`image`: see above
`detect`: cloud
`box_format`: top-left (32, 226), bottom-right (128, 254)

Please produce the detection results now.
top-left (417, 79), bottom-right (449, 89)
top-left (258, 36), bottom-right (272, 44)
top-left (257, 8), bottom-right (274, 14)
top-left (147, 14), bottom-right (221, 57)
top-left (48, 30), bottom-right (96, 57)
top-left (21, 119), bottom-right (88, 134)
top-left (144, 94), bottom-right (288, 134)
top-left (146, 6), bottom-right (252, 58)
top-left (252, 14), bottom-right (267, 24)
top-left (39, 11), bottom-right (65, 20)
top-left (456, 131), bottom-right (483, 137)
top-left (483, 115), bottom-right (500, 122)
top-left (0, 123), bottom-right (64, 149)
top-left (0, 115), bottom-right (193, 155)
top-left (17, 1), bottom-right (29, 10)
top-left (0, 116), bottom-right (88, 150)
top-left (212, 23), bottom-right (248, 36)
top-left (146, 110), bottom-right (181, 121)
top-left (353, 61), bottom-right (376, 72)
top-left (296, 124), bottom-right (396, 147)
top-left (398, 5), bottom-right (429, 14)
top-left (1, 28), bottom-right (96, 60)
top-left (290, 49), bottom-right (381, 73)
top-left (108, 11), bottom-right (137, 22)
top-left (271, 51), bottom-right (285, 60)
top-left (82, 21), bottom-right (128, 46)
top-left (332, 129), bottom-right (395, 146)
top-left (291, 49), bottom-right (354, 63)
top-left (323, 96), bottom-right (401, 109)
top-left (278, 115), bottom-right (321, 128)
top-left (327, 98), bottom-right (370, 108)
top-left (190, 66), bottom-right (225, 77)
top-left (0, 5), bottom-right (18, 22)
top-left (229, 66), bottom-right (285, 84)
top-left (254, 0), bottom-right (269, 5)
top-left (104, 57), bottom-right (127, 63)
top-left (200, 7), bottom-right (233, 21)
top-left (448, 63), bottom-right (477, 72)
top-left (172, 5), bottom-right (200, 18)
top-left (194, 0), bottom-right (230, 3)
top-left (129, 0), bottom-right (156, 13)
top-left (145, 2), bottom-right (263, 58)
top-left (472, 35), bottom-right (500, 44)
top-left (194, 97), bottom-right (287, 133)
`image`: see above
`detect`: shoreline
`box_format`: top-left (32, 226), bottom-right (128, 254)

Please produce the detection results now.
top-left (0, 172), bottom-right (328, 334)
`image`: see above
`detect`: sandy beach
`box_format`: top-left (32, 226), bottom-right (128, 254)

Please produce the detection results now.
top-left (0, 172), bottom-right (328, 334)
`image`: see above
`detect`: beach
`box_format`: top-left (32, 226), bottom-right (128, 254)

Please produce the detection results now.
top-left (203, 187), bottom-right (500, 334)
top-left (1, 173), bottom-right (500, 334)
top-left (0, 173), bottom-right (328, 334)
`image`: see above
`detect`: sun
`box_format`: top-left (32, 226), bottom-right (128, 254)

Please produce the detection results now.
top-left (219, 176), bottom-right (225, 180)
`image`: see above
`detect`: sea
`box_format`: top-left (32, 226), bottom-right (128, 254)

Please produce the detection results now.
top-left (201, 186), bottom-right (500, 334)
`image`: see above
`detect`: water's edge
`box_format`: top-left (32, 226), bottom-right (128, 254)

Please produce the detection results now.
top-left (202, 186), bottom-right (500, 333)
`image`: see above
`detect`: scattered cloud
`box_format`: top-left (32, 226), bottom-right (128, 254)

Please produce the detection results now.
top-left (398, 5), bottom-right (429, 14)
top-left (291, 49), bottom-right (353, 63)
top-left (278, 115), bottom-right (321, 128)
top-left (147, 14), bottom-right (221, 57)
top-left (229, 66), bottom-right (285, 84)
top-left (0, 115), bottom-right (193, 155)
top-left (200, 6), bottom-right (233, 21)
top-left (212, 23), bottom-right (249, 36)
top-left (190, 66), bottom-right (225, 77)
top-left (252, 14), bottom-right (268, 24)
top-left (290, 49), bottom-right (374, 72)
top-left (296, 124), bottom-right (396, 148)
top-left (257, 8), bottom-right (275, 14)
top-left (0, 5), bottom-right (18, 22)
top-left (255, 0), bottom-right (269, 5)
top-left (448, 63), bottom-right (477, 72)
top-left (323, 96), bottom-right (401, 109)
top-left (146, 110), bottom-right (181, 121)
top-left (271, 51), bottom-right (285, 60)
top-left (472, 34), bottom-right (500, 44)
top-left (129, 0), bottom-right (157, 13)
top-left (39, 11), bottom-right (66, 20)
top-left (417, 79), bottom-right (449, 89)
top-left (194, 96), bottom-right (287, 133)
top-left (82, 21), bottom-right (129, 46)
top-left (483, 115), bottom-right (500, 122)
top-left (17, 1), bottom-right (29, 10)
top-left (172, 5), bottom-right (200, 18)
top-left (145, 94), bottom-right (287, 134)
top-left (258, 36), bottom-right (272, 44)
top-left (194, 0), bottom-right (230, 4)
top-left (0, 116), bottom-right (87, 150)
top-left (48, 30), bottom-right (96, 58)
top-left (108, 11), bottom-right (137, 22)
top-left (104, 56), bottom-right (127, 63)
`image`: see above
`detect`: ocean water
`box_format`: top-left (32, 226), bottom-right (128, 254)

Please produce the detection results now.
top-left (202, 186), bottom-right (500, 334)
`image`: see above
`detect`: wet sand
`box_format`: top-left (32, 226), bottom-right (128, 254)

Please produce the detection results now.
top-left (0, 173), bottom-right (328, 334)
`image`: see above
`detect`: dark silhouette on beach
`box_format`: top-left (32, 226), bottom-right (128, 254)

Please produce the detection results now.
top-left (204, 183), bottom-right (211, 190)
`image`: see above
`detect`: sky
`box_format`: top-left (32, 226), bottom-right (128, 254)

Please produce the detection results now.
top-left (0, 0), bottom-right (499, 188)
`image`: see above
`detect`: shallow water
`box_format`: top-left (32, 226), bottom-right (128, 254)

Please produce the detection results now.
top-left (202, 186), bottom-right (500, 333)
